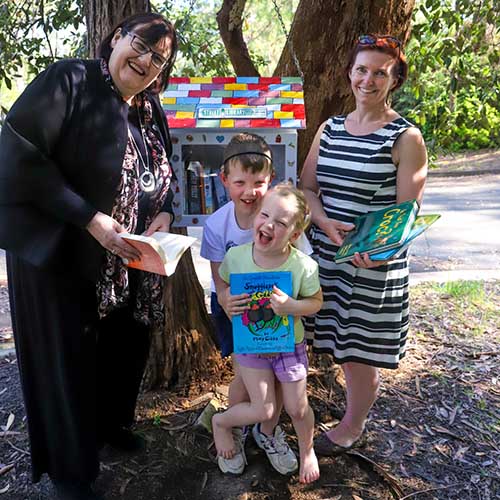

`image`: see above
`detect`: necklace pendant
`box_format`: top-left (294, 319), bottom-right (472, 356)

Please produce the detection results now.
top-left (139, 170), bottom-right (156, 193)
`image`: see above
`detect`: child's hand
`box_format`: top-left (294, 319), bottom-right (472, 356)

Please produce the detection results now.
top-left (220, 289), bottom-right (250, 319)
top-left (270, 286), bottom-right (296, 316)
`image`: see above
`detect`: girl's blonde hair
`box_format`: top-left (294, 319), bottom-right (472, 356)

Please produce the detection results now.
top-left (269, 183), bottom-right (311, 232)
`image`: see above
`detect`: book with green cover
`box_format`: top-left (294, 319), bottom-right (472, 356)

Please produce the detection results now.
top-left (370, 214), bottom-right (441, 261)
top-left (334, 199), bottom-right (420, 264)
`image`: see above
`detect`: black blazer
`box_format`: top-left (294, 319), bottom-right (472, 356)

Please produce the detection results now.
top-left (0, 59), bottom-right (173, 280)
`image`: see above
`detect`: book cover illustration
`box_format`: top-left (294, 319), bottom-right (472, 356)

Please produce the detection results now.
top-left (370, 214), bottom-right (441, 261)
top-left (230, 272), bottom-right (294, 354)
top-left (120, 231), bottom-right (196, 276)
top-left (335, 199), bottom-right (420, 264)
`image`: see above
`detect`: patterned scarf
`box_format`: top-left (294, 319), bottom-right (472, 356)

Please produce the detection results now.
top-left (96, 59), bottom-right (172, 327)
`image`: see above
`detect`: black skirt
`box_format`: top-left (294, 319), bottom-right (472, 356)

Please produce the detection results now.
top-left (7, 252), bottom-right (151, 483)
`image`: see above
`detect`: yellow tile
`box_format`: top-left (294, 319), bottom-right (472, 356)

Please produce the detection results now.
top-left (274, 111), bottom-right (294, 119)
top-left (176, 111), bottom-right (195, 119)
top-left (232, 104), bottom-right (249, 108)
top-left (224, 84), bottom-right (247, 90)
top-left (281, 91), bottom-right (304, 98)
top-left (220, 120), bottom-right (235, 128)
top-left (162, 97), bottom-right (176, 104)
top-left (190, 77), bottom-right (212, 83)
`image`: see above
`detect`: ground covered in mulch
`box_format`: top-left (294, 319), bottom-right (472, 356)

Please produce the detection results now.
top-left (1, 280), bottom-right (499, 500)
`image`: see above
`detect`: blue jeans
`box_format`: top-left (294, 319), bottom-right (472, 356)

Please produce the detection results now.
top-left (210, 292), bottom-right (233, 358)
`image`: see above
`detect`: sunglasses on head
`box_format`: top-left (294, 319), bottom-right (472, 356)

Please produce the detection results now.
top-left (357, 34), bottom-right (401, 51)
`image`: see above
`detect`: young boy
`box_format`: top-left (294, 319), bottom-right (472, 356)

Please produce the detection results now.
top-left (201, 133), bottom-right (297, 476)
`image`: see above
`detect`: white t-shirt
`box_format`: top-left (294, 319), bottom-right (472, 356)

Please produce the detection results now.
top-left (200, 201), bottom-right (253, 292)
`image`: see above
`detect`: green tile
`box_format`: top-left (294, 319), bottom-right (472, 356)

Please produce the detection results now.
top-left (211, 90), bottom-right (233, 97)
top-left (266, 98), bottom-right (294, 104)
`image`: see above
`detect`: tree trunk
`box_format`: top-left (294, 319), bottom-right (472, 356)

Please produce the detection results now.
top-left (144, 228), bottom-right (219, 389)
top-left (273, 0), bottom-right (416, 168)
top-left (216, 0), bottom-right (260, 76)
top-left (83, 0), bottom-right (218, 389)
top-left (83, 0), bottom-right (151, 57)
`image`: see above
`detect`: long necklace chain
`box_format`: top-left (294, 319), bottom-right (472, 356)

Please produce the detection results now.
top-left (129, 108), bottom-right (156, 193)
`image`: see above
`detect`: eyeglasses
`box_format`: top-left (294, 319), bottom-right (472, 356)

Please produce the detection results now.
top-left (357, 34), bottom-right (401, 51)
top-left (123, 30), bottom-right (168, 69)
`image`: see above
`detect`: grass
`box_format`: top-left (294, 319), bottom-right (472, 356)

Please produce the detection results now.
top-left (411, 280), bottom-right (500, 341)
top-left (433, 280), bottom-right (486, 301)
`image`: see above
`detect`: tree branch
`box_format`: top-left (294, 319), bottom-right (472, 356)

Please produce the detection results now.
top-left (216, 0), bottom-right (259, 76)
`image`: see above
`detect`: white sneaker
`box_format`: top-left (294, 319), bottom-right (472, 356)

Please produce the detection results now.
top-left (217, 427), bottom-right (247, 475)
top-left (252, 424), bottom-right (298, 475)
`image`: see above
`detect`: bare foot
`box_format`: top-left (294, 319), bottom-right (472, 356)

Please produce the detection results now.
top-left (325, 420), bottom-right (364, 448)
top-left (299, 448), bottom-right (320, 484)
top-left (212, 414), bottom-right (235, 459)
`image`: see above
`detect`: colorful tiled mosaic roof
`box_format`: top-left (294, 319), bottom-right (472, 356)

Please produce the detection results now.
top-left (162, 76), bottom-right (306, 129)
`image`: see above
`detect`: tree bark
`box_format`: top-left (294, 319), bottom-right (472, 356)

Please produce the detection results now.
top-left (83, 0), bottom-right (151, 57)
top-left (273, 0), bottom-right (416, 168)
top-left (144, 228), bottom-right (219, 389)
top-left (216, 0), bottom-right (260, 76)
top-left (83, 0), bottom-right (218, 389)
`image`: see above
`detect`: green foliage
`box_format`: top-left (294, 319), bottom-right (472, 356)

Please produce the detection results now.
top-left (0, 0), bottom-right (84, 114)
top-left (154, 0), bottom-right (232, 77)
top-left (394, 0), bottom-right (500, 155)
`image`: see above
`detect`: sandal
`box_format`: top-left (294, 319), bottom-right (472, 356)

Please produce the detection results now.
top-left (314, 431), bottom-right (367, 456)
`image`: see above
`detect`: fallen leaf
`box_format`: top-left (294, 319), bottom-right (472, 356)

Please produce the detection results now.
top-left (2, 413), bottom-right (14, 432)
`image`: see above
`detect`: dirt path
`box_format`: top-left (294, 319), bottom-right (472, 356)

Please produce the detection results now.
top-left (1, 281), bottom-right (499, 500)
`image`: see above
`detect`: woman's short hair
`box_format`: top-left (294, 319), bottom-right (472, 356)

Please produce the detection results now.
top-left (98, 12), bottom-right (177, 94)
top-left (346, 34), bottom-right (408, 92)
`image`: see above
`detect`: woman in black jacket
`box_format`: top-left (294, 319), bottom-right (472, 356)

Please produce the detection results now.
top-left (0, 12), bottom-right (177, 500)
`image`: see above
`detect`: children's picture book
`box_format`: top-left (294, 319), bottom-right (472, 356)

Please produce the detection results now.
top-left (120, 231), bottom-right (197, 276)
top-left (370, 214), bottom-right (441, 261)
top-left (230, 272), bottom-right (294, 354)
top-left (334, 199), bottom-right (420, 264)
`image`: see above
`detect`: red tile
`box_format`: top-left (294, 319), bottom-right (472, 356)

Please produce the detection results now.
top-left (169, 77), bottom-right (191, 84)
top-left (188, 90), bottom-right (212, 97)
top-left (167, 117), bottom-right (196, 128)
top-left (213, 77), bottom-right (237, 83)
top-left (222, 97), bottom-right (249, 105)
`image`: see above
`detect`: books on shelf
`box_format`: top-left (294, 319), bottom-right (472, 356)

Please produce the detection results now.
top-left (335, 199), bottom-right (422, 264)
top-left (120, 231), bottom-right (196, 276)
top-left (370, 214), bottom-right (441, 261)
top-left (230, 271), bottom-right (294, 354)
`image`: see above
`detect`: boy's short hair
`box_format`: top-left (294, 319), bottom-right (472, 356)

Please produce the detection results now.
top-left (222, 133), bottom-right (274, 177)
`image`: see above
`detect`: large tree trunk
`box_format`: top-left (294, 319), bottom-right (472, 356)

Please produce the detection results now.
top-left (83, 0), bottom-right (218, 389)
top-left (144, 229), bottom-right (219, 389)
top-left (273, 0), bottom-right (416, 168)
top-left (83, 0), bottom-right (151, 57)
top-left (216, 0), bottom-right (259, 76)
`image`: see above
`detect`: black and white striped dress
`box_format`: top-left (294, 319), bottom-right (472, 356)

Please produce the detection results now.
top-left (305, 115), bottom-right (414, 369)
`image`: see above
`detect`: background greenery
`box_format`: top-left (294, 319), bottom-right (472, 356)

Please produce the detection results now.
top-left (0, 0), bottom-right (498, 155)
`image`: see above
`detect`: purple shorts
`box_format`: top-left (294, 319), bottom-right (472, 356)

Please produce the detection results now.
top-left (234, 341), bottom-right (308, 383)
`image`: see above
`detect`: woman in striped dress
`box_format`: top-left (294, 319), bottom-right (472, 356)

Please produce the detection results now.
top-left (300, 35), bottom-right (428, 455)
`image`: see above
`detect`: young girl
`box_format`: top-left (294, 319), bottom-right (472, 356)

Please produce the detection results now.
top-left (212, 184), bottom-right (323, 484)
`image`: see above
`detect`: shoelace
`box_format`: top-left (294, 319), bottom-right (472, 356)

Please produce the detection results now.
top-left (262, 432), bottom-right (288, 455)
top-left (272, 429), bottom-right (290, 455)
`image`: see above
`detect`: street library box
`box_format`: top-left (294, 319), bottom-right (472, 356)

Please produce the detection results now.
top-left (162, 76), bottom-right (306, 227)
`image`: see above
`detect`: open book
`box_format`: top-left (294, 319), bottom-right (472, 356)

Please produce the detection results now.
top-left (120, 231), bottom-right (197, 276)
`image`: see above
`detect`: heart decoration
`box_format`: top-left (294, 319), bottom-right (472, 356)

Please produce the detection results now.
top-left (216, 135), bottom-right (224, 143)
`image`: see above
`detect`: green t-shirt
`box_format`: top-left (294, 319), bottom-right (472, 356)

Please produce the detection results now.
top-left (219, 242), bottom-right (320, 343)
